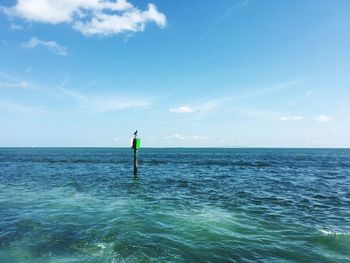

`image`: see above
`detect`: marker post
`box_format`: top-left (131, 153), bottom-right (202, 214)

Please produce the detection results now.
top-left (132, 132), bottom-right (140, 177)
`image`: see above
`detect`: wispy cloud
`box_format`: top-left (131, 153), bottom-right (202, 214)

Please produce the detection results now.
top-left (9, 23), bottom-right (23, 30)
top-left (233, 107), bottom-right (281, 122)
top-left (164, 134), bottom-right (187, 140)
top-left (0, 72), bottom-right (35, 90)
top-left (216, 0), bottom-right (251, 24)
top-left (164, 134), bottom-right (209, 141)
top-left (313, 115), bottom-right (332, 123)
top-left (93, 97), bottom-right (150, 112)
top-left (305, 90), bottom-right (312, 97)
top-left (287, 89), bottom-right (313, 106)
top-left (0, 72), bottom-right (152, 113)
top-left (22, 37), bottom-right (67, 56)
top-left (279, 115), bottom-right (303, 121)
top-left (0, 99), bottom-right (44, 114)
top-left (198, 0), bottom-right (252, 43)
top-left (169, 78), bottom-right (303, 116)
top-left (236, 78), bottom-right (303, 100)
top-left (169, 98), bottom-right (225, 115)
top-left (190, 135), bottom-right (209, 140)
top-left (2, 0), bottom-right (166, 36)
top-left (0, 80), bottom-right (29, 89)
top-left (58, 87), bottom-right (151, 113)
top-left (169, 106), bottom-right (196, 113)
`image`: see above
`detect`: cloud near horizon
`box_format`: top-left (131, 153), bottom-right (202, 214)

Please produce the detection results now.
top-left (279, 115), bottom-right (303, 121)
top-left (164, 134), bottom-right (209, 141)
top-left (2, 0), bottom-right (166, 36)
top-left (313, 115), bottom-right (332, 123)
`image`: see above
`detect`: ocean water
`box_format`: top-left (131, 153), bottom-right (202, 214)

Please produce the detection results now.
top-left (0, 148), bottom-right (349, 263)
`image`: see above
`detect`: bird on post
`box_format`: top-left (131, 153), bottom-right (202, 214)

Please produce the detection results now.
top-left (133, 130), bottom-right (138, 138)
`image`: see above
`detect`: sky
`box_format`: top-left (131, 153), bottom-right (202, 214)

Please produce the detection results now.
top-left (0, 0), bottom-right (350, 147)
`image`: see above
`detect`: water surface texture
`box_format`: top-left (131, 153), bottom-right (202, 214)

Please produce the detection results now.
top-left (0, 148), bottom-right (349, 262)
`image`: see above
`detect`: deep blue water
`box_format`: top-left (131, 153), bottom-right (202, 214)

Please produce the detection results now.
top-left (0, 148), bottom-right (349, 262)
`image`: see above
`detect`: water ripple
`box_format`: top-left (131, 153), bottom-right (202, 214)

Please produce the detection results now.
top-left (0, 148), bottom-right (349, 262)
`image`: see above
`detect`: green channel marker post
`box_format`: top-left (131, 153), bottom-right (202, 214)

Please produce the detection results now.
top-left (132, 130), bottom-right (140, 177)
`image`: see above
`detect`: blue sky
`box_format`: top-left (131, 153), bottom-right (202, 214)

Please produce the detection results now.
top-left (0, 0), bottom-right (350, 147)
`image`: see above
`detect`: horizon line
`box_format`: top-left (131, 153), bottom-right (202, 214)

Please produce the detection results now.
top-left (0, 146), bottom-right (349, 149)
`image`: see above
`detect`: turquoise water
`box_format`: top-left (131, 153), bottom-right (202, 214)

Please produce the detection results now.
top-left (0, 148), bottom-right (349, 262)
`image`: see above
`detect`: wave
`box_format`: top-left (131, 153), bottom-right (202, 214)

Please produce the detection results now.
top-left (140, 159), bottom-right (168, 165)
top-left (186, 160), bottom-right (271, 167)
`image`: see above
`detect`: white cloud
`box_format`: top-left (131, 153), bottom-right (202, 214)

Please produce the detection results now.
top-left (23, 37), bottom-right (67, 56)
top-left (74, 4), bottom-right (166, 36)
top-left (2, 0), bottom-right (166, 36)
top-left (279, 115), bottom-right (303, 121)
top-left (313, 115), bottom-right (332, 123)
top-left (169, 106), bottom-right (196, 113)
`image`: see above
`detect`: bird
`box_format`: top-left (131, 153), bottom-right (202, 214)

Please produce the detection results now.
top-left (133, 130), bottom-right (138, 136)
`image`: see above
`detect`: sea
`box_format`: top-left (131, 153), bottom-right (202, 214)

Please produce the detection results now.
top-left (0, 148), bottom-right (349, 262)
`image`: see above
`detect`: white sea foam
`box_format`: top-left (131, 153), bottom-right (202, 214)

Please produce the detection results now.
top-left (319, 229), bottom-right (349, 236)
top-left (97, 243), bottom-right (106, 249)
